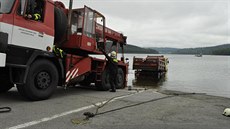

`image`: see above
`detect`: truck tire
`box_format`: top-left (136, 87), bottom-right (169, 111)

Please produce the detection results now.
top-left (116, 68), bottom-right (125, 89)
top-left (0, 85), bottom-right (13, 93)
top-left (0, 68), bottom-right (13, 93)
top-left (17, 59), bottom-right (58, 100)
top-left (54, 7), bottom-right (67, 46)
top-left (96, 68), bottom-right (110, 91)
top-left (79, 77), bottom-right (91, 86)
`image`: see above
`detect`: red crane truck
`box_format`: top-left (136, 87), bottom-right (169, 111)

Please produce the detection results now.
top-left (0, 0), bottom-right (128, 100)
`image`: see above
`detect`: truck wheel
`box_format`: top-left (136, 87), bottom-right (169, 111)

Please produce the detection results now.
top-left (116, 68), bottom-right (125, 89)
top-left (0, 68), bottom-right (13, 93)
top-left (96, 68), bottom-right (110, 91)
top-left (17, 59), bottom-right (58, 100)
top-left (79, 78), bottom-right (91, 86)
top-left (54, 7), bottom-right (68, 46)
top-left (0, 84), bottom-right (13, 93)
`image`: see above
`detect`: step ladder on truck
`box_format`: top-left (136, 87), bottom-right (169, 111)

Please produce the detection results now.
top-left (0, 0), bottom-right (128, 100)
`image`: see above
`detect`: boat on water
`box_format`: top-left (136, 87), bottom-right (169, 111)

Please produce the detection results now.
top-left (195, 53), bottom-right (202, 57)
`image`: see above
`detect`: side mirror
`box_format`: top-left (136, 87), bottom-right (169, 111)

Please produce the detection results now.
top-left (19, 0), bottom-right (28, 17)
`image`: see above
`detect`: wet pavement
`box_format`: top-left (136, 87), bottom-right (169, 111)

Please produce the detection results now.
top-left (1, 86), bottom-right (230, 129)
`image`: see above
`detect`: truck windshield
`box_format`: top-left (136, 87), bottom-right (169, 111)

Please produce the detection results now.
top-left (0, 0), bottom-right (15, 14)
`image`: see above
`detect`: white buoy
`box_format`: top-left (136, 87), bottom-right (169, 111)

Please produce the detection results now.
top-left (223, 108), bottom-right (230, 117)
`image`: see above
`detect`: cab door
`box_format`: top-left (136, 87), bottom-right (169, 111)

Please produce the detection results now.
top-left (12, 0), bottom-right (53, 51)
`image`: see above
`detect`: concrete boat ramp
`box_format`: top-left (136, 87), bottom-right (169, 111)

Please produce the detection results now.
top-left (0, 87), bottom-right (230, 129)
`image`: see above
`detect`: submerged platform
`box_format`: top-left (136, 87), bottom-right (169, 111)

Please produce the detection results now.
top-left (133, 55), bottom-right (169, 79)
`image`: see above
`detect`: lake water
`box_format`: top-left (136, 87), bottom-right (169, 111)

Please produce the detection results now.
top-left (125, 54), bottom-right (230, 98)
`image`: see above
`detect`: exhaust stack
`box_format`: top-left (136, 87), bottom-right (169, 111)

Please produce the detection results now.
top-left (67, 0), bottom-right (73, 39)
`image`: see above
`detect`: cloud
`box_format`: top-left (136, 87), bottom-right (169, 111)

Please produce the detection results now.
top-left (60, 0), bottom-right (229, 48)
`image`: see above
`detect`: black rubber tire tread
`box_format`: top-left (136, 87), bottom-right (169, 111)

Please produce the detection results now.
top-left (79, 76), bottom-right (91, 86)
top-left (16, 84), bottom-right (27, 97)
top-left (0, 68), bottom-right (13, 93)
top-left (116, 68), bottom-right (125, 89)
top-left (54, 7), bottom-right (68, 45)
top-left (17, 59), bottom-right (58, 101)
top-left (96, 68), bottom-right (110, 91)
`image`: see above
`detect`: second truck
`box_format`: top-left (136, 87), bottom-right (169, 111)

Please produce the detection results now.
top-left (0, 0), bottom-right (128, 100)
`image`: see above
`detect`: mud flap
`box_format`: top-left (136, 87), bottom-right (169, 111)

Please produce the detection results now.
top-left (0, 32), bottom-right (8, 53)
top-left (0, 53), bottom-right (6, 67)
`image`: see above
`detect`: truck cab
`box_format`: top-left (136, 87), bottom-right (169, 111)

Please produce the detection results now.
top-left (0, 0), bottom-right (59, 98)
top-left (62, 6), bottom-right (106, 55)
top-left (0, 0), bottom-right (55, 58)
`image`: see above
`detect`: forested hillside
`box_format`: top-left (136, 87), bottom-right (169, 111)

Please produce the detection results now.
top-left (105, 43), bottom-right (159, 54)
top-left (172, 44), bottom-right (230, 55)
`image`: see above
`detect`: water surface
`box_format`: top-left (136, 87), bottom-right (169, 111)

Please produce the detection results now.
top-left (125, 54), bottom-right (230, 98)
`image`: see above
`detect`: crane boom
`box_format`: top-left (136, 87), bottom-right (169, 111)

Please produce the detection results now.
top-left (96, 23), bottom-right (127, 44)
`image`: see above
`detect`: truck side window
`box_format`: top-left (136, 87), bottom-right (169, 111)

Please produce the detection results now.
top-left (27, 0), bottom-right (44, 22)
top-left (84, 8), bottom-right (95, 38)
top-left (18, 0), bottom-right (44, 22)
top-left (71, 12), bottom-right (78, 34)
top-left (17, 0), bottom-right (26, 15)
top-left (71, 11), bottom-right (84, 35)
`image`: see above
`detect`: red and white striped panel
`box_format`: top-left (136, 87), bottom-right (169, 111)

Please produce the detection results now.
top-left (66, 68), bottom-right (79, 83)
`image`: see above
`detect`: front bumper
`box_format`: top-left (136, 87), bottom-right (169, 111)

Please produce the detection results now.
top-left (0, 52), bottom-right (6, 67)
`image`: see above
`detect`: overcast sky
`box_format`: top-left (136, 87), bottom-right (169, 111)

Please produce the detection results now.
top-left (60, 0), bottom-right (229, 48)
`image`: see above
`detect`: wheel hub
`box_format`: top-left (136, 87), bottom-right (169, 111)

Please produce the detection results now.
top-left (35, 72), bottom-right (51, 89)
top-left (118, 74), bottom-right (122, 83)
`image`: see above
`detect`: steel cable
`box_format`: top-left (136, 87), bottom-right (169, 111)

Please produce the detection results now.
top-left (83, 92), bottom-right (204, 119)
